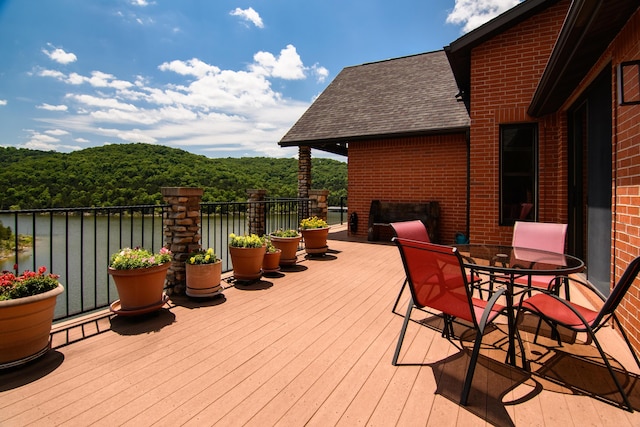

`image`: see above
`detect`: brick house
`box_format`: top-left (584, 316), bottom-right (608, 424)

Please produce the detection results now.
top-left (280, 1), bottom-right (640, 348)
top-left (281, 51), bottom-right (471, 244)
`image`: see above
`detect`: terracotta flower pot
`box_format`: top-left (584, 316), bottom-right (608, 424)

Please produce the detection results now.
top-left (0, 283), bottom-right (64, 367)
top-left (262, 249), bottom-right (282, 273)
top-left (185, 261), bottom-right (223, 297)
top-left (302, 227), bottom-right (330, 255)
top-left (270, 235), bottom-right (302, 266)
top-left (108, 262), bottom-right (170, 314)
top-left (229, 245), bottom-right (266, 281)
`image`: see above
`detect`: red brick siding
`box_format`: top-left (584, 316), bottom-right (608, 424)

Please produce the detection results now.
top-left (348, 134), bottom-right (468, 243)
top-left (468, 1), bottom-right (571, 244)
top-left (610, 10), bottom-right (640, 350)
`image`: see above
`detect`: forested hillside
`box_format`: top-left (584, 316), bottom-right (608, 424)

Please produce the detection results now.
top-left (0, 144), bottom-right (347, 209)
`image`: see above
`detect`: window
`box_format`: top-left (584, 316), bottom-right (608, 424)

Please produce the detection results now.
top-left (500, 123), bottom-right (537, 225)
top-left (617, 60), bottom-right (640, 105)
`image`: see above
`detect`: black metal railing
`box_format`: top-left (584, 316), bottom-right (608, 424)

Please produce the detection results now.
top-left (200, 198), bottom-right (310, 273)
top-left (0, 205), bottom-right (167, 321)
top-left (0, 197), bottom-right (345, 321)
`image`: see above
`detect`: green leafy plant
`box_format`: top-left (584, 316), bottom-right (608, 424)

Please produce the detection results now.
top-left (228, 233), bottom-right (265, 248)
top-left (0, 266), bottom-right (60, 301)
top-left (109, 247), bottom-right (172, 270)
top-left (270, 229), bottom-right (300, 237)
top-left (187, 247), bottom-right (219, 265)
top-left (264, 236), bottom-right (280, 253)
top-left (299, 216), bottom-right (328, 230)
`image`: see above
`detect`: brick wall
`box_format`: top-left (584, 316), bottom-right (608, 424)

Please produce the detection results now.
top-left (348, 133), bottom-right (468, 244)
top-left (610, 10), bottom-right (640, 349)
top-left (468, 0), bottom-right (570, 244)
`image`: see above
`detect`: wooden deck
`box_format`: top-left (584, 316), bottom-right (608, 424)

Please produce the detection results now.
top-left (2, 226), bottom-right (640, 426)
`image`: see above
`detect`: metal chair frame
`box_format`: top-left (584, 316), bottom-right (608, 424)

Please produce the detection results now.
top-left (392, 237), bottom-right (517, 405)
top-left (516, 255), bottom-right (640, 411)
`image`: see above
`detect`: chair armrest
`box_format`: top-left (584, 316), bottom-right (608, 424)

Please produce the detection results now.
top-left (477, 287), bottom-right (507, 332)
top-left (460, 254), bottom-right (477, 265)
top-left (546, 275), bottom-right (606, 303)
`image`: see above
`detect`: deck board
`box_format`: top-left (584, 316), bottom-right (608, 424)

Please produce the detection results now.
top-left (2, 226), bottom-right (640, 426)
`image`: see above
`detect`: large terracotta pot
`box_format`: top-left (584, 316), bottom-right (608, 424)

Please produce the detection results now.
top-left (185, 261), bottom-right (222, 297)
top-left (270, 235), bottom-right (302, 266)
top-left (262, 249), bottom-right (282, 273)
top-left (0, 283), bottom-right (64, 367)
top-left (229, 245), bottom-right (266, 281)
top-left (108, 262), bottom-right (170, 313)
top-left (302, 227), bottom-right (330, 255)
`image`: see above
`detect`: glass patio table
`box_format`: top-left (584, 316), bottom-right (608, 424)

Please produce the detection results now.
top-left (453, 243), bottom-right (585, 366)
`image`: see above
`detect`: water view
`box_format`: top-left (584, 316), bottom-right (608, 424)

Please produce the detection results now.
top-left (0, 211), bottom-right (344, 319)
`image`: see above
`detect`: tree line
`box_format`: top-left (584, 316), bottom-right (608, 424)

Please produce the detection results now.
top-left (0, 144), bottom-right (347, 209)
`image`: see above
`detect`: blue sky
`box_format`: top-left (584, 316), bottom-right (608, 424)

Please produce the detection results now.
top-left (0, 0), bottom-right (521, 159)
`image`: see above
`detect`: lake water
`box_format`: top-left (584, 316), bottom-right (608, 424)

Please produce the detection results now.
top-left (0, 211), bottom-right (343, 319)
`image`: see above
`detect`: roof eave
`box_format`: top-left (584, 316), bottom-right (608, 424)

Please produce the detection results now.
top-left (279, 126), bottom-right (471, 157)
top-left (528, 0), bottom-right (639, 116)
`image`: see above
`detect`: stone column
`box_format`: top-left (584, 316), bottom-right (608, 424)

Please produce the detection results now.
top-left (161, 187), bottom-right (204, 295)
top-left (247, 189), bottom-right (267, 237)
top-left (298, 146), bottom-right (311, 220)
top-left (309, 189), bottom-right (329, 221)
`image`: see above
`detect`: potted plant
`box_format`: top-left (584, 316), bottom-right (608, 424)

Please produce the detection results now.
top-left (262, 237), bottom-right (282, 273)
top-left (185, 247), bottom-right (223, 298)
top-left (228, 233), bottom-right (266, 282)
top-left (300, 216), bottom-right (330, 255)
top-left (0, 266), bottom-right (64, 367)
top-left (108, 246), bottom-right (172, 315)
top-left (269, 229), bottom-right (302, 266)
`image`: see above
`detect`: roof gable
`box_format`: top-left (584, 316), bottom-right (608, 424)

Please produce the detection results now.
top-left (445, 0), bottom-right (638, 116)
top-left (279, 51), bottom-right (469, 156)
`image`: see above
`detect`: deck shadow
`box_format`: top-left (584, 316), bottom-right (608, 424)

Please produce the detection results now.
top-left (431, 350), bottom-right (534, 427)
top-left (170, 293), bottom-right (227, 309)
top-left (109, 308), bottom-right (176, 335)
top-left (233, 279), bottom-right (274, 291)
top-left (304, 253), bottom-right (338, 261)
top-left (533, 348), bottom-right (640, 411)
top-left (0, 350), bottom-right (65, 391)
top-left (278, 264), bottom-right (308, 273)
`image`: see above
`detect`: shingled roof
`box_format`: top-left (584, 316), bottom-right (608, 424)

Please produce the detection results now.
top-left (279, 50), bottom-right (470, 156)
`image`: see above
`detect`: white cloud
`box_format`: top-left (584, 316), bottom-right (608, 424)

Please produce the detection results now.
top-left (37, 103), bottom-right (68, 111)
top-left (39, 69), bottom-right (66, 79)
top-left (42, 45), bottom-right (77, 64)
top-left (21, 130), bottom-right (81, 152)
top-left (158, 58), bottom-right (220, 78)
top-left (45, 129), bottom-right (69, 136)
top-left (230, 7), bottom-right (264, 29)
top-left (0, 99), bottom-right (7, 106)
top-left (33, 44), bottom-right (326, 157)
top-left (131, 0), bottom-right (152, 6)
top-left (447, 0), bottom-right (523, 33)
top-left (43, 70), bottom-right (135, 89)
top-left (250, 45), bottom-right (306, 80)
top-left (66, 94), bottom-right (138, 112)
top-left (27, 131), bottom-right (59, 143)
top-left (312, 64), bottom-right (329, 83)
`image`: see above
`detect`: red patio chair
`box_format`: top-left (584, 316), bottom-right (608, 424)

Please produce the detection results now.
top-left (392, 237), bottom-right (514, 405)
top-left (517, 255), bottom-right (640, 411)
top-left (507, 221), bottom-right (569, 297)
top-left (390, 221), bottom-right (481, 314)
top-left (390, 221), bottom-right (430, 314)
